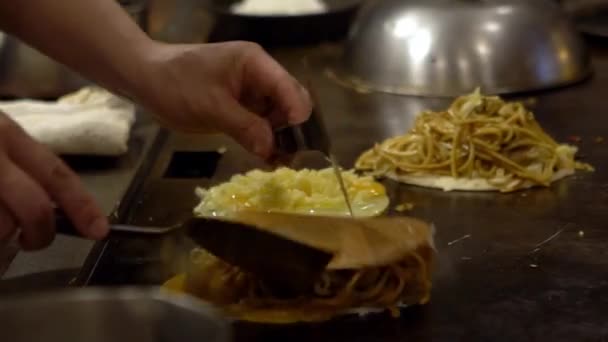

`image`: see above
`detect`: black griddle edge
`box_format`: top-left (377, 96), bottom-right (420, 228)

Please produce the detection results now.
top-left (71, 128), bottom-right (170, 287)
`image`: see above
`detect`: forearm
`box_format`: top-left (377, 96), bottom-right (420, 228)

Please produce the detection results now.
top-left (0, 0), bottom-right (156, 98)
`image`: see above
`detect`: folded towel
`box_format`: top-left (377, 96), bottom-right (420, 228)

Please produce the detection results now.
top-left (0, 86), bottom-right (136, 156)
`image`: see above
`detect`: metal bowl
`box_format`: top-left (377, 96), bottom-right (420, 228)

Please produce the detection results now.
top-left (201, 0), bottom-right (363, 46)
top-left (338, 0), bottom-right (591, 97)
top-left (0, 287), bottom-right (231, 342)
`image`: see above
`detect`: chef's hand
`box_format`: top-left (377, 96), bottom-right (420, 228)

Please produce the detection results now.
top-left (0, 113), bottom-right (108, 250)
top-left (133, 41), bottom-right (313, 159)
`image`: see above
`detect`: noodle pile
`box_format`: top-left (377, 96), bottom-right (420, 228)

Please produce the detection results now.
top-left (184, 246), bottom-right (432, 321)
top-left (356, 89), bottom-right (593, 192)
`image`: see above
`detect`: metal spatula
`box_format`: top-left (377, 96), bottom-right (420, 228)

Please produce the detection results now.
top-left (55, 211), bottom-right (333, 294)
top-left (273, 86), bottom-right (354, 216)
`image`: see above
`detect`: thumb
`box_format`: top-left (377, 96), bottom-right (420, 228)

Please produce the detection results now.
top-left (216, 98), bottom-right (274, 159)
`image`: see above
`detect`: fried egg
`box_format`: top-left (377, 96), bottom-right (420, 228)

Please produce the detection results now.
top-left (193, 167), bottom-right (389, 218)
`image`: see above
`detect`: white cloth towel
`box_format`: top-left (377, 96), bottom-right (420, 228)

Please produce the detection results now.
top-left (0, 86), bottom-right (136, 156)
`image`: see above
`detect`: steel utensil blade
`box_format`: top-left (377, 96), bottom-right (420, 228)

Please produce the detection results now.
top-left (55, 210), bottom-right (332, 294)
top-left (276, 149), bottom-right (354, 217)
top-left (182, 216), bottom-right (333, 294)
top-left (273, 87), bottom-right (354, 217)
top-left (329, 154), bottom-right (354, 217)
top-left (306, 85), bottom-right (354, 217)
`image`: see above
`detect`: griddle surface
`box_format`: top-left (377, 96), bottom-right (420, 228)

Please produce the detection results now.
top-left (83, 43), bottom-right (608, 341)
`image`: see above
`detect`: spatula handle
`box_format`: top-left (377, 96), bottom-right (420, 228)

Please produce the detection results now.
top-left (273, 108), bottom-right (331, 156)
top-left (54, 209), bottom-right (172, 239)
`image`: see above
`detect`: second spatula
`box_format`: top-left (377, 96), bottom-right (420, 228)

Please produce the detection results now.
top-left (56, 210), bottom-right (433, 296)
top-left (55, 210), bottom-right (333, 294)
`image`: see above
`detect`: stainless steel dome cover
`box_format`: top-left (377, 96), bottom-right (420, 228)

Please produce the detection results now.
top-left (341, 0), bottom-right (591, 97)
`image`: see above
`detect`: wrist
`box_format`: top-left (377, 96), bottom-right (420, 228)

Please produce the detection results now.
top-left (120, 40), bottom-right (187, 126)
top-left (111, 37), bottom-right (163, 101)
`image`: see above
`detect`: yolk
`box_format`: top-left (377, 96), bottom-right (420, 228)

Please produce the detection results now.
top-left (351, 181), bottom-right (386, 196)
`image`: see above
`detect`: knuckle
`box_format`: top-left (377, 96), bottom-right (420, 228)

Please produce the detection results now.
top-left (29, 199), bottom-right (54, 230)
top-left (41, 157), bottom-right (80, 197)
top-left (240, 41), bottom-right (263, 53)
top-left (239, 114), bottom-right (265, 134)
top-left (239, 42), bottom-right (265, 61)
top-left (0, 205), bottom-right (15, 239)
top-left (178, 46), bottom-right (201, 63)
top-left (20, 200), bottom-right (54, 250)
top-left (49, 158), bottom-right (73, 184)
top-left (0, 223), bottom-right (16, 242)
top-left (71, 196), bottom-right (99, 228)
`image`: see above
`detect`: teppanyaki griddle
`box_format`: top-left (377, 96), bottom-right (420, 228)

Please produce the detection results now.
top-left (77, 43), bottom-right (608, 341)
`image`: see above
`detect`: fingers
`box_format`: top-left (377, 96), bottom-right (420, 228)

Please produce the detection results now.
top-left (219, 42), bottom-right (312, 158)
top-left (4, 122), bottom-right (108, 240)
top-left (0, 203), bottom-right (16, 243)
top-left (215, 97), bottom-right (274, 158)
top-left (240, 43), bottom-right (312, 127)
top-left (0, 153), bottom-right (55, 250)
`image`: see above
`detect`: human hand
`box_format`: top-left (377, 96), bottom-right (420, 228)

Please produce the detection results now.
top-left (132, 41), bottom-right (313, 159)
top-left (0, 113), bottom-right (108, 250)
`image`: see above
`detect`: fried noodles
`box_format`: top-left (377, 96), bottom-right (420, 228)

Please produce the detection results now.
top-left (185, 246), bottom-right (432, 319)
top-left (355, 89), bottom-right (593, 192)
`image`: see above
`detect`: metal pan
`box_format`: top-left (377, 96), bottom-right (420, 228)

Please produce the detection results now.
top-left (0, 287), bottom-right (231, 342)
top-left (201, 0), bottom-right (363, 46)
